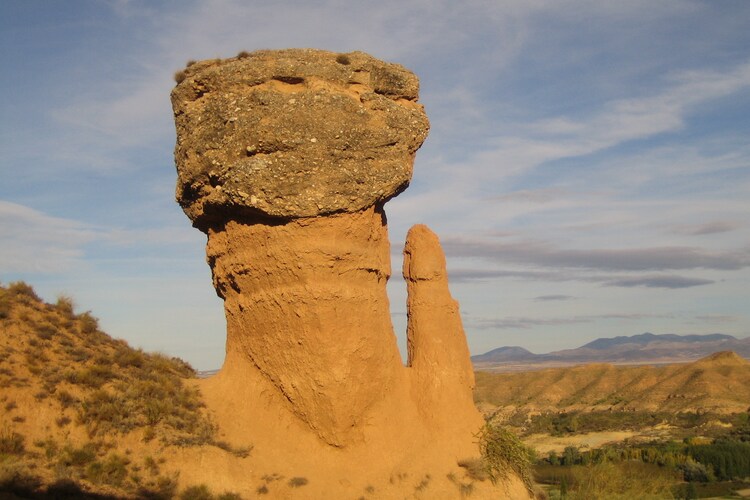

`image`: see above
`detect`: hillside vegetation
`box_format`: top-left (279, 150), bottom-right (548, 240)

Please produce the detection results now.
top-left (475, 352), bottom-right (750, 415)
top-left (0, 282), bottom-right (245, 499)
top-left (475, 354), bottom-right (750, 499)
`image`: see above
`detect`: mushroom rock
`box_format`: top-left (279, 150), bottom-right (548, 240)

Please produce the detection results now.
top-left (172, 49), bottom-right (529, 498)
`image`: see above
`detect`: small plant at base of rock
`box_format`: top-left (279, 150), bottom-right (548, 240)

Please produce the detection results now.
top-left (476, 422), bottom-right (533, 492)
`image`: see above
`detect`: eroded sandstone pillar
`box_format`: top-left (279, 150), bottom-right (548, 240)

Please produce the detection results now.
top-left (171, 50), bottom-right (482, 454)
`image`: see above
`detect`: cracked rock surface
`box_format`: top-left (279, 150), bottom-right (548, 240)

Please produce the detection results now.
top-left (172, 48), bottom-right (429, 227)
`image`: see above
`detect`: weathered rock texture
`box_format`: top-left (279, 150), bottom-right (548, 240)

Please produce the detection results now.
top-left (172, 49), bottom-right (529, 498)
top-left (173, 49), bottom-right (428, 226)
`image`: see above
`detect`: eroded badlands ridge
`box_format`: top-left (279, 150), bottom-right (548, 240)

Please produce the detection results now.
top-left (172, 49), bottom-right (528, 498)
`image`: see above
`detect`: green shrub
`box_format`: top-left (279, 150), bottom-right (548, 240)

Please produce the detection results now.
top-left (476, 422), bottom-right (533, 492)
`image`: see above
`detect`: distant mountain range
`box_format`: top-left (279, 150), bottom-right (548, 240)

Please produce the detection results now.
top-left (472, 333), bottom-right (750, 370)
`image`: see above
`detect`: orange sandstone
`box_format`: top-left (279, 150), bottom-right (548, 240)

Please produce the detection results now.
top-left (172, 48), bottom-right (530, 498)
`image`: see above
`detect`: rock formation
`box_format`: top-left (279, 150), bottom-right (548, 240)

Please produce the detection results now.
top-left (172, 49), bottom-right (529, 498)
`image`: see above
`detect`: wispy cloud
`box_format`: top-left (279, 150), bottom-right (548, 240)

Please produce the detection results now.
top-left (673, 221), bottom-right (741, 236)
top-left (534, 294), bottom-right (575, 301)
top-left (0, 200), bottom-right (200, 274)
top-left (0, 201), bottom-right (95, 273)
top-left (449, 266), bottom-right (716, 289)
top-left (467, 311), bottom-right (672, 330)
top-left (693, 314), bottom-right (739, 324)
top-left (603, 275), bottom-right (714, 289)
top-left (443, 237), bottom-right (750, 272)
top-left (459, 60), bottom-right (750, 184)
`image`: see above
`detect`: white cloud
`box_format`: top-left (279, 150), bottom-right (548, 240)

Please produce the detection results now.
top-left (0, 201), bottom-right (96, 273)
top-left (462, 60), bottom-right (750, 183)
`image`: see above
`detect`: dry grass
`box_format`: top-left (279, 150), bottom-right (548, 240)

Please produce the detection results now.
top-left (0, 281), bottom-right (234, 498)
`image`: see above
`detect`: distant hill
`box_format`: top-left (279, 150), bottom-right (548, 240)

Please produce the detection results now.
top-left (474, 350), bottom-right (750, 415)
top-left (581, 332), bottom-right (735, 350)
top-left (472, 332), bottom-right (750, 370)
top-left (471, 346), bottom-right (537, 363)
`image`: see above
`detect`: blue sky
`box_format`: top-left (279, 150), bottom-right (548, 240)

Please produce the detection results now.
top-left (1, 0), bottom-right (749, 370)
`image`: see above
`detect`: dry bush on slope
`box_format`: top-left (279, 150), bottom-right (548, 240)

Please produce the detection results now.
top-left (0, 281), bottom-right (210, 445)
top-left (460, 422), bottom-right (534, 494)
top-left (0, 281), bottom-right (242, 498)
